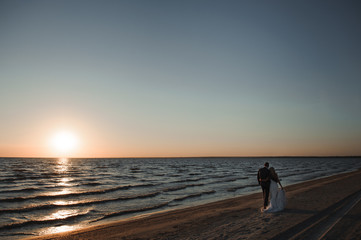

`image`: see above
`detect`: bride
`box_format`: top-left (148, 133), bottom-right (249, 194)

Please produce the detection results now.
top-left (264, 167), bottom-right (286, 212)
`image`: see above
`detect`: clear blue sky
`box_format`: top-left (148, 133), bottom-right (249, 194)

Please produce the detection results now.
top-left (1, 0), bottom-right (360, 157)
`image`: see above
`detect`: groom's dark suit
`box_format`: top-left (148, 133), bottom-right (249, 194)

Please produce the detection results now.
top-left (258, 167), bottom-right (270, 208)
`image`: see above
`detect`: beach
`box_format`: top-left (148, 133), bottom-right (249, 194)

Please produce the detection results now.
top-left (27, 169), bottom-right (361, 240)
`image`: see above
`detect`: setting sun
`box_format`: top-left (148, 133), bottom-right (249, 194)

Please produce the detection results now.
top-left (50, 130), bottom-right (78, 156)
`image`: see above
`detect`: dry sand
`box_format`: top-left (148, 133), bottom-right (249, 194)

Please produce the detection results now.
top-left (28, 169), bottom-right (361, 240)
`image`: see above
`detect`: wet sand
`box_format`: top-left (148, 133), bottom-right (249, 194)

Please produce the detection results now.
top-left (28, 169), bottom-right (361, 240)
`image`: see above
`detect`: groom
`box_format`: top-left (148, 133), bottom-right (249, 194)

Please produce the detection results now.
top-left (257, 162), bottom-right (270, 209)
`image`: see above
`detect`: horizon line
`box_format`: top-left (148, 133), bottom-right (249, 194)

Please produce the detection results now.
top-left (1, 155), bottom-right (360, 159)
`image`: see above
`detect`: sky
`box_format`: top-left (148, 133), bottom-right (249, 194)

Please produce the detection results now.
top-left (1, 0), bottom-right (361, 158)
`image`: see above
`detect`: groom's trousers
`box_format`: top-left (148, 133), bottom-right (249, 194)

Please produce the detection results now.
top-left (261, 182), bottom-right (270, 208)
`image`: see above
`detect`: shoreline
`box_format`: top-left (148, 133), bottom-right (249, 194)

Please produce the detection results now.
top-left (27, 169), bottom-right (361, 240)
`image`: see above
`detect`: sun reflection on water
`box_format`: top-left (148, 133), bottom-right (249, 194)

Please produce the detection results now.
top-left (49, 188), bottom-right (71, 196)
top-left (37, 159), bottom-right (85, 236)
top-left (40, 209), bottom-right (90, 235)
top-left (53, 200), bottom-right (78, 205)
top-left (58, 177), bottom-right (72, 186)
top-left (46, 158), bottom-right (76, 205)
top-left (44, 209), bottom-right (78, 220)
top-left (56, 158), bottom-right (69, 173)
top-left (40, 224), bottom-right (81, 235)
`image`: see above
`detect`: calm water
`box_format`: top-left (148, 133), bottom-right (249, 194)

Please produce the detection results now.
top-left (0, 157), bottom-right (360, 239)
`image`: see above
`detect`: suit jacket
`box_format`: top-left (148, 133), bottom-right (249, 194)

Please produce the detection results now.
top-left (257, 167), bottom-right (270, 185)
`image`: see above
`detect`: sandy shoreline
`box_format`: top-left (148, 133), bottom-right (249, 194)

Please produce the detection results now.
top-left (28, 169), bottom-right (361, 240)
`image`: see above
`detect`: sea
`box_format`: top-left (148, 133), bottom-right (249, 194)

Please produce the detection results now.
top-left (0, 157), bottom-right (360, 239)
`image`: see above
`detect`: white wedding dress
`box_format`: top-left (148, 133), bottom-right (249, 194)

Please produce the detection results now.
top-left (264, 180), bottom-right (286, 212)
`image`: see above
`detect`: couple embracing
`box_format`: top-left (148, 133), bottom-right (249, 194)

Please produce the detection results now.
top-left (257, 162), bottom-right (286, 212)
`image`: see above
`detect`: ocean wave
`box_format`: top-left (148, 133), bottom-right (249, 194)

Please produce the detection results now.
top-left (161, 183), bottom-right (204, 193)
top-left (280, 170), bottom-right (318, 178)
top-left (81, 182), bottom-right (102, 187)
top-left (209, 175), bottom-right (230, 179)
top-left (0, 187), bottom-right (42, 194)
top-left (172, 190), bottom-right (216, 202)
top-left (172, 177), bottom-right (207, 184)
top-left (92, 202), bottom-right (170, 222)
top-left (161, 185), bottom-right (188, 192)
top-left (227, 186), bottom-right (246, 192)
top-left (0, 183), bottom-right (157, 203)
top-left (0, 211), bottom-right (90, 231)
top-left (0, 173), bottom-right (73, 183)
top-left (211, 176), bottom-right (248, 184)
top-left (0, 192), bottom-right (161, 215)
top-left (227, 184), bottom-right (259, 192)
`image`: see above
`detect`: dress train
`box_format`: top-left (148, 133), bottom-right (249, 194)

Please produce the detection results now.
top-left (264, 180), bottom-right (286, 212)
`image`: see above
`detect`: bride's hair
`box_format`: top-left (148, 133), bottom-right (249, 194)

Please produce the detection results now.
top-left (269, 167), bottom-right (279, 182)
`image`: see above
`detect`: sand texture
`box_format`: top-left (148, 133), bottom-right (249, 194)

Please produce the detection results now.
top-left (28, 169), bottom-right (361, 240)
